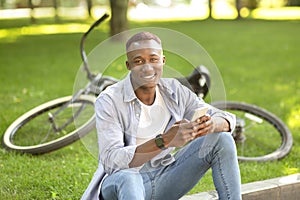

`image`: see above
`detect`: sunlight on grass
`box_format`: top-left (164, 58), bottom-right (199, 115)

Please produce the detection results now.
top-left (283, 167), bottom-right (299, 175)
top-left (0, 7), bottom-right (88, 19)
top-left (288, 106), bottom-right (300, 129)
top-left (0, 23), bottom-right (89, 39)
top-left (280, 94), bottom-right (300, 129)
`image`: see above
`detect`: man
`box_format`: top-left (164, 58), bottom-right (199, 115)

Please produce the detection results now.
top-left (82, 32), bottom-right (241, 200)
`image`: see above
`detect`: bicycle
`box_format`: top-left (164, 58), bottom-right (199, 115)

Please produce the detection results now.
top-left (2, 13), bottom-right (293, 162)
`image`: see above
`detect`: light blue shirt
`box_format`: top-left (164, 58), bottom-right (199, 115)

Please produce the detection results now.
top-left (81, 72), bottom-right (236, 200)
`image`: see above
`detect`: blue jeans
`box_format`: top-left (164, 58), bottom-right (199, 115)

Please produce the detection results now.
top-left (101, 132), bottom-right (241, 200)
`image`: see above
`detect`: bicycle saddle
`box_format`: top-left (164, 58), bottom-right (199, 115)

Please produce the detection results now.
top-left (176, 65), bottom-right (211, 99)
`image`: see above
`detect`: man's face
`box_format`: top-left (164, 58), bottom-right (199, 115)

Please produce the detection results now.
top-left (126, 40), bottom-right (165, 90)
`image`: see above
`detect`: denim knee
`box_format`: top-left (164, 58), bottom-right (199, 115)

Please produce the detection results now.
top-left (117, 169), bottom-right (144, 187)
top-left (196, 132), bottom-right (234, 160)
top-left (101, 169), bottom-right (145, 200)
top-left (215, 132), bottom-right (237, 155)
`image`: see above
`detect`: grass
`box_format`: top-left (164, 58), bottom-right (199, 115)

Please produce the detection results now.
top-left (1, 17), bottom-right (300, 199)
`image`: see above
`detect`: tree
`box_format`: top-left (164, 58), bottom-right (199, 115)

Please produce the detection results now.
top-left (86, 0), bottom-right (93, 17)
top-left (208, 0), bottom-right (212, 18)
top-left (109, 0), bottom-right (129, 37)
top-left (235, 0), bottom-right (242, 19)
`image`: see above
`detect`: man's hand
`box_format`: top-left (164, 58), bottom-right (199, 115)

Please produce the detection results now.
top-left (163, 118), bottom-right (207, 148)
top-left (194, 115), bottom-right (213, 138)
top-left (163, 116), bottom-right (230, 148)
top-left (195, 116), bottom-right (230, 138)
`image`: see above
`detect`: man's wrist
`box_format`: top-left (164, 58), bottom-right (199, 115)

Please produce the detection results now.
top-left (155, 134), bottom-right (167, 150)
top-left (213, 116), bottom-right (230, 132)
top-left (162, 134), bottom-right (170, 148)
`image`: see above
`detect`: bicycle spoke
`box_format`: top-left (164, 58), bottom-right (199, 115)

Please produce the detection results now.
top-left (234, 111), bottom-right (281, 158)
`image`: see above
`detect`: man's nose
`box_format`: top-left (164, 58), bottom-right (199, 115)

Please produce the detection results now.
top-left (141, 63), bottom-right (154, 72)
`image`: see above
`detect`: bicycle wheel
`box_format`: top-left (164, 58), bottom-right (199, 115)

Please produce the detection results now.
top-left (211, 101), bottom-right (293, 162)
top-left (2, 95), bottom-right (96, 154)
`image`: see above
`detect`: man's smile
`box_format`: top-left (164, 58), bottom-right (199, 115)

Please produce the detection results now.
top-left (141, 73), bottom-right (156, 80)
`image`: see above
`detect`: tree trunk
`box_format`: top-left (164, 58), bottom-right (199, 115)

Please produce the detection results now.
top-left (109, 0), bottom-right (129, 37)
top-left (28, 0), bottom-right (35, 23)
top-left (235, 0), bottom-right (241, 19)
top-left (86, 0), bottom-right (93, 17)
top-left (208, 0), bottom-right (212, 19)
top-left (53, 0), bottom-right (59, 21)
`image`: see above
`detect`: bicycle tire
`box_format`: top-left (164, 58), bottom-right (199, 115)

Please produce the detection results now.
top-left (2, 95), bottom-right (96, 154)
top-left (211, 101), bottom-right (293, 162)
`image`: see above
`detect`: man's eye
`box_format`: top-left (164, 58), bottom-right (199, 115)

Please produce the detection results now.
top-left (151, 58), bottom-right (159, 62)
top-left (134, 60), bottom-right (143, 64)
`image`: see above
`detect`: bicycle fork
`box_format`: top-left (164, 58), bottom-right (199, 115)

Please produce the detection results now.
top-left (233, 113), bottom-right (264, 143)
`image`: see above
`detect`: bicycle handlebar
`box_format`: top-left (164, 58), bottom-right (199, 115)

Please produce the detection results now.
top-left (80, 13), bottom-right (110, 81)
top-left (84, 13), bottom-right (110, 37)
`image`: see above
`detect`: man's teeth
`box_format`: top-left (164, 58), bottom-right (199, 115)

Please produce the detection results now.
top-left (143, 74), bottom-right (155, 79)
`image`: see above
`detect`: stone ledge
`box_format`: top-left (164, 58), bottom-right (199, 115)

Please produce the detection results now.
top-left (181, 173), bottom-right (300, 200)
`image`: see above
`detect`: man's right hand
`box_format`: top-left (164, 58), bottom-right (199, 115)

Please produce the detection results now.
top-left (163, 119), bottom-right (201, 148)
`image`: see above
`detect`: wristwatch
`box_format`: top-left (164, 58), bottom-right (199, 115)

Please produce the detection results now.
top-left (155, 134), bottom-right (167, 150)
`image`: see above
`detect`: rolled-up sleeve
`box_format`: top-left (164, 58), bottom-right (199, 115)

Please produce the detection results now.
top-left (207, 104), bottom-right (236, 134)
top-left (95, 94), bottom-right (136, 175)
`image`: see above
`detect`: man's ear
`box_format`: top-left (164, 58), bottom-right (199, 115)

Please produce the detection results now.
top-left (162, 56), bottom-right (166, 64)
top-left (126, 61), bottom-right (130, 70)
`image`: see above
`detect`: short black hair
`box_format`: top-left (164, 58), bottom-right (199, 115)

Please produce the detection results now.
top-left (126, 32), bottom-right (161, 52)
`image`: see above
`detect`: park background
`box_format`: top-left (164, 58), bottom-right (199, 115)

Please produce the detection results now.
top-left (0, 0), bottom-right (300, 199)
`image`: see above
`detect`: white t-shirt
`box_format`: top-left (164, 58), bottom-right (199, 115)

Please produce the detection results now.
top-left (136, 87), bottom-right (171, 145)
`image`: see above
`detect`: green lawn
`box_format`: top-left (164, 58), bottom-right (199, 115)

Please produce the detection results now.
top-left (0, 17), bottom-right (299, 199)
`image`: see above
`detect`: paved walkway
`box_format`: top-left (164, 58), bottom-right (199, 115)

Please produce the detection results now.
top-left (181, 173), bottom-right (300, 200)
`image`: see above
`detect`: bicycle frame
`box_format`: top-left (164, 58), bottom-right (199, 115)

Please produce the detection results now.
top-left (80, 13), bottom-right (110, 81)
top-left (47, 13), bottom-right (111, 132)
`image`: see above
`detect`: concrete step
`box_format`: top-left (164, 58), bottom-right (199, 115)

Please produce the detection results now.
top-left (181, 173), bottom-right (300, 200)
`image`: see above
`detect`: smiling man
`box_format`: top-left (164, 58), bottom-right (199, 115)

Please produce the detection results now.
top-left (81, 32), bottom-right (241, 200)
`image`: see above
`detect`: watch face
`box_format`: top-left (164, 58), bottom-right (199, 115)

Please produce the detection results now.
top-left (155, 135), bottom-right (165, 149)
top-left (156, 138), bottom-right (164, 147)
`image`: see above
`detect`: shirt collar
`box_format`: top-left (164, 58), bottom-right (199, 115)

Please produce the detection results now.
top-left (123, 72), bottom-right (137, 102)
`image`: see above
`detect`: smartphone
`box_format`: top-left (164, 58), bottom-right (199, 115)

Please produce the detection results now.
top-left (191, 107), bottom-right (208, 121)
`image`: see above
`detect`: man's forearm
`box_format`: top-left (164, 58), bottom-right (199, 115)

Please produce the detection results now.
top-left (129, 138), bottom-right (162, 168)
